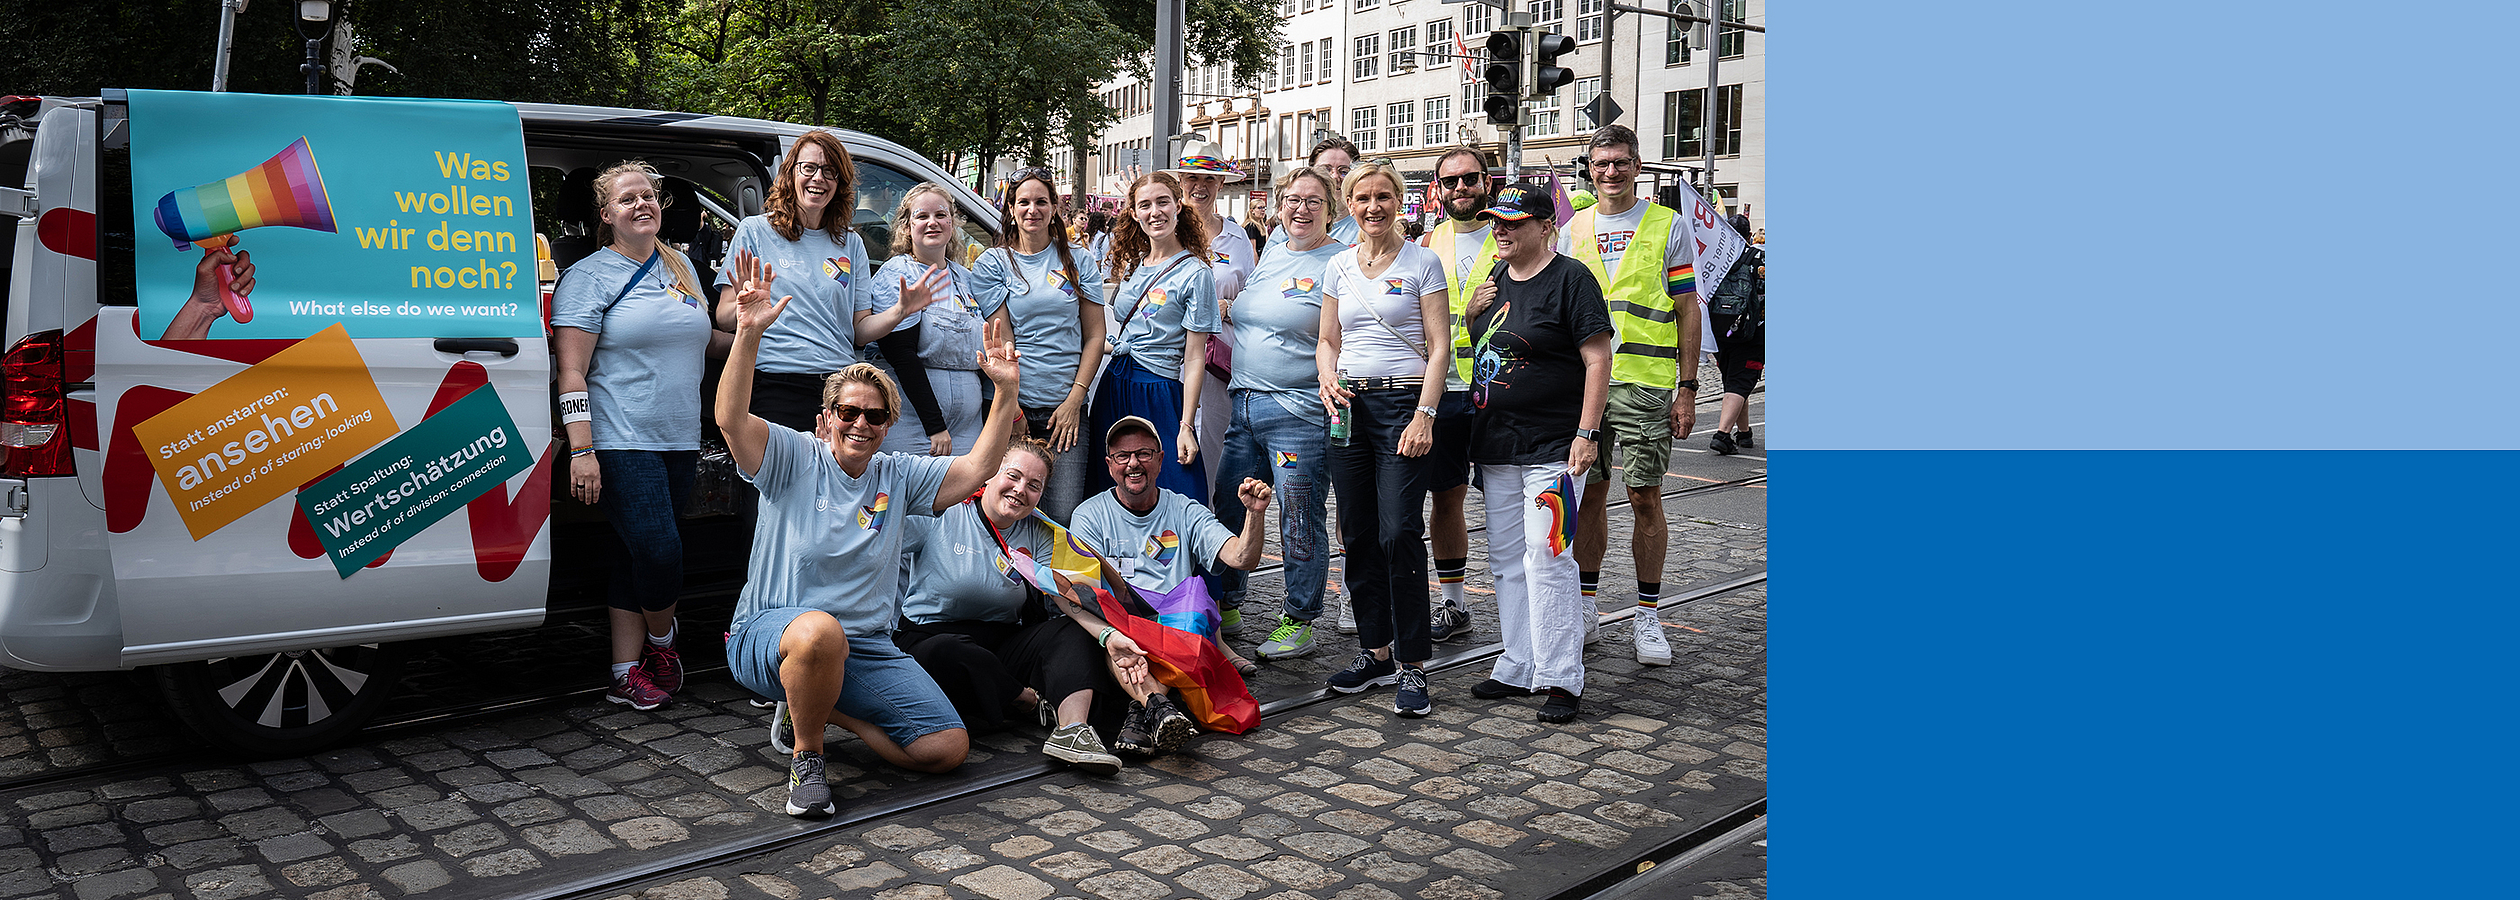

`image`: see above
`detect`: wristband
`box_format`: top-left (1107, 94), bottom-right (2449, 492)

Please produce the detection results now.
top-left (558, 391), bottom-right (592, 424)
top-left (570, 446), bottom-right (596, 459)
top-left (1097, 626), bottom-right (1117, 647)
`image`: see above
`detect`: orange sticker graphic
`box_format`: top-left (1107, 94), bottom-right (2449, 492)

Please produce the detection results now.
top-left (131, 323), bottom-right (402, 539)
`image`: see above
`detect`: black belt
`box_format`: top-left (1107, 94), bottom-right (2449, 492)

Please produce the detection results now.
top-left (1343, 375), bottom-right (1423, 391)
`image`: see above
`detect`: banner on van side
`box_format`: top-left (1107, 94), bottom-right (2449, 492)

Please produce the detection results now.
top-left (128, 324), bottom-right (402, 540)
top-left (295, 386), bottom-right (534, 577)
top-left (127, 90), bottom-right (541, 341)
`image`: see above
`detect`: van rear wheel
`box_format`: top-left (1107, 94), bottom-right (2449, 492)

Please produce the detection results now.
top-left (155, 643), bottom-right (408, 758)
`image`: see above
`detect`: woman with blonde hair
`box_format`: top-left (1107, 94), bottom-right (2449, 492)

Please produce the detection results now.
top-left (552, 160), bottom-right (730, 709)
top-left (867, 182), bottom-right (987, 456)
top-left (1088, 171), bottom-right (1218, 502)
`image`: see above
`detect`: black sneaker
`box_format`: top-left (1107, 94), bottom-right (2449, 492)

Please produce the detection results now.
top-left (1709, 430), bottom-right (1738, 456)
top-left (1394, 666), bottom-right (1431, 718)
top-left (1734, 429), bottom-right (1755, 450)
top-left (1326, 650), bottom-right (1398, 693)
top-left (785, 751), bottom-right (835, 818)
top-left (1146, 694), bottom-right (1197, 755)
top-left (1538, 687), bottom-right (1581, 724)
top-left (1471, 678), bottom-right (1535, 700)
top-left (1112, 700), bottom-right (1157, 756)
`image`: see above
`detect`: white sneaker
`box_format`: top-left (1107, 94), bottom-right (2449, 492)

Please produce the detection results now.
top-left (1585, 597), bottom-right (1604, 645)
top-left (1633, 610), bottom-right (1672, 666)
top-left (1335, 587), bottom-right (1359, 635)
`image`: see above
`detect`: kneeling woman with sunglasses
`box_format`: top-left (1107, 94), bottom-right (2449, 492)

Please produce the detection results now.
top-left (714, 267), bottom-right (1024, 819)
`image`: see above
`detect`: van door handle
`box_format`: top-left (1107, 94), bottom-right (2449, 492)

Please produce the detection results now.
top-left (435, 338), bottom-right (520, 357)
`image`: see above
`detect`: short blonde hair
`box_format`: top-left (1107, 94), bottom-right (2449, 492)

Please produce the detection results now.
top-left (822, 363), bottom-right (903, 420)
top-left (1275, 165), bottom-right (1345, 224)
top-left (1340, 160), bottom-right (1405, 204)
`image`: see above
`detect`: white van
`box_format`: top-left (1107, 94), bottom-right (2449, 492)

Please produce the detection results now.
top-left (0, 90), bottom-right (1001, 756)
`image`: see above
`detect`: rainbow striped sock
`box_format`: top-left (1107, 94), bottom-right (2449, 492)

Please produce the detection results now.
top-left (1580, 571), bottom-right (1600, 598)
top-left (1636, 582), bottom-right (1661, 615)
top-left (1436, 558), bottom-right (1468, 607)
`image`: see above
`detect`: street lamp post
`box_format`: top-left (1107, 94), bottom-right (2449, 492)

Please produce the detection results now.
top-left (296, 1), bottom-right (336, 95)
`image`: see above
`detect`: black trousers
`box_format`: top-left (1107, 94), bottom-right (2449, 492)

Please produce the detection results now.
top-left (893, 616), bottom-right (1128, 739)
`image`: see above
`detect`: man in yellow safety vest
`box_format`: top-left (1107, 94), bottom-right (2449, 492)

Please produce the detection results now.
top-left (1416, 146), bottom-right (1502, 644)
top-left (1555, 125), bottom-right (1699, 668)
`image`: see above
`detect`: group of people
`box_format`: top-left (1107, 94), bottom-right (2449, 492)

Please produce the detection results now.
top-left (548, 122), bottom-right (1761, 819)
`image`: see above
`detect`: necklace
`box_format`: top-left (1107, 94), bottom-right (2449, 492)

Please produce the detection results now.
top-left (1357, 238), bottom-right (1400, 270)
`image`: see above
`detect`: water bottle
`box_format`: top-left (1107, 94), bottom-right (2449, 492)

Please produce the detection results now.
top-left (1327, 372), bottom-right (1352, 447)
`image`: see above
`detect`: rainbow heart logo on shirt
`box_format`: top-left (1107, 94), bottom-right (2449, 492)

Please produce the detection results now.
top-left (824, 257), bottom-right (851, 286)
top-left (1143, 530), bottom-right (1180, 565)
top-left (1283, 277), bottom-right (1315, 297)
top-left (1048, 270), bottom-right (1070, 293)
top-left (1140, 288), bottom-right (1168, 317)
top-left (858, 492), bottom-right (890, 531)
top-left (1384, 277), bottom-right (1408, 295)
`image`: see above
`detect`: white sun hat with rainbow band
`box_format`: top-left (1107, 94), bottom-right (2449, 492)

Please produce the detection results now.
top-left (1160, 140), bottom-right (1248, 183)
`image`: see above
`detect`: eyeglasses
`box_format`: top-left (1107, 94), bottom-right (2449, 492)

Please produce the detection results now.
top-left (1588, 157), bottom-right (1640, 170)
top-left (796, 162), bottom-right (843, 182)
top-left (1282, 196), bottom-right (1328, 210)
top-left (612, 190), bottom-right (670, 209)
top-left (1106, 448), bottom-right (1161, 463)
top-left (825, 403), bottom-right (894, 425)
top-left (1437, 174), bottom-right (1487, 189)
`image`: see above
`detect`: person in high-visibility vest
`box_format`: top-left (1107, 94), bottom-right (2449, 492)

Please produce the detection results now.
top-left (1554, 125), bottom-right (1700, 669)
top-left (1417, 146), bottom-right (1501, 645)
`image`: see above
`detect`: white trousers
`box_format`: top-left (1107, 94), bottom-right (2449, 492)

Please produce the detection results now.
top-left (1483, 463), bottom-right (1587, 696)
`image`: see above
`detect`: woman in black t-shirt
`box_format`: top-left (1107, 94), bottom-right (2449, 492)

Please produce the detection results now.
top-left (1460, 182), bottom-right (1614, 725)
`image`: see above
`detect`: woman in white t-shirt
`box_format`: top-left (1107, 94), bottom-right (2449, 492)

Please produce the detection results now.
top-left (1314, 161), bottom-right (1454, 717)
top-left (868, 184), bottom-right (986, 456)
top-left (553, 161), bottom-right (729, 711)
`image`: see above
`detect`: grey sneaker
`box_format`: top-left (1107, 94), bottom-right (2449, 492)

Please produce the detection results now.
top-left (1042, 723), bottom-right (1122, 776)
top-left (1394, 666), bottom-right (1432, 718)
top-left (1256, 616), bottom-right (1317, 660)
top-left (769, 701), bottom-right (795, 755)
top-left (1428, 603), bottom-right (1470, 643)
top-left (1334, 583), bottom-right (1359, 634)
top-left (1327, 650), bottom-right (1398, 693)
top-left (785, 751), bottom-right (835, 817)
top-left (1146, 694), bottom-right (1197, 755)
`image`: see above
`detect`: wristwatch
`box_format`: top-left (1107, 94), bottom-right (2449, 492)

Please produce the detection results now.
top-left (1677, 379), bottom-right (1701, 392)
top-left (1415, 405), bottom-right (1439, 419)
top-left (1574, 428), bottom-right (1601, 442)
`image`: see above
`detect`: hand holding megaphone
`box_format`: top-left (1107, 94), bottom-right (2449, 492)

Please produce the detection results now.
top-left (153, 136), bottom-right (337, 334)
top-left (161, 247), bottom-right (256, 341)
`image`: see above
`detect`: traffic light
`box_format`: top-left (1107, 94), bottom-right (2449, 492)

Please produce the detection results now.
top-left (1483, 28), bottom-right (1523, 125)
top-left (1530, 31), bottom-right (1577, 98)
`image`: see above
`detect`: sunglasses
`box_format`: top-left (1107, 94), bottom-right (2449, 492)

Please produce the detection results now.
top-left (825, 404), bottom-right (894, 425)
top-left (1438, 174), bottom-right (1487, 189)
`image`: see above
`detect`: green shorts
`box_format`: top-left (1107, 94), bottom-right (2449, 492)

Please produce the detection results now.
top-left (1583, 382), bottom-right (1674, 489)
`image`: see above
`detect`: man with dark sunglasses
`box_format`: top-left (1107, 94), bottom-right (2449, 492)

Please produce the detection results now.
top-left (1416, 146), bottom-right (1500, 645)
top-left (712, 275), bottom-right (1026, 819)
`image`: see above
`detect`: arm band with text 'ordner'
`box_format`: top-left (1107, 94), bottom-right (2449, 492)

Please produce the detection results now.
top-left (559, 391), bottom-right (592, 425)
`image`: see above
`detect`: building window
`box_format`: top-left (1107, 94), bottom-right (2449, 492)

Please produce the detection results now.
top-left (1300, 41), bottom-right (1315, 84)
top-left (1424, 96), bottom-right (1452, 147)
top-left (1283, 0), bottom-right (1295, 15)
top-left (1386, 101), bottom-right (1415, 149)
top-left (1389, 27), bottom-right (1416, 74)
top-left (1356, 0), bottom-right (1380, 10)
top-left (1463, 73), bottom-right (1480, 107)
top-left (1531, 0), bottom-right (1564, 30)
top-left (1663, 85), bottom-right (1744, 158)
top-left (1529, 90), bottom-right (1561, 138)
top-left (1426, 19), bottom-right (1454, 66)
top-left (1351, 107), bottom-right (1380, 152)
top-left (1575, 77), bottom-right (1603, 129)
top-left (1319, 38), bottom-right (1336, 83)
top-left (1721, 0), bottom-right (1747, 58)
top-left (1464, 4), bottom-right (1494, 38)
top-left (1667, 0), bottom-right (1692, 65)
top-left (1355, 35), bottom-right (1380, 80)
top-left (1578, 0), bottom-right (1605, 42)
top-left (1281, 44), bottom-right (1296, 90)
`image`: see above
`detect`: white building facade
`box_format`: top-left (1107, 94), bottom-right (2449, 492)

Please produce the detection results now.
top-left (1065, 0), bottom-right (1764, 230)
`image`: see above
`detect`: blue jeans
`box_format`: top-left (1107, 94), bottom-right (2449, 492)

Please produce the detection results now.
top-left (1327, 390), bottom-right (1434, 663)
top-left (1208, 389), bottom-right (1329, 622)
top-left (596, 449), bottom-right (695, 613)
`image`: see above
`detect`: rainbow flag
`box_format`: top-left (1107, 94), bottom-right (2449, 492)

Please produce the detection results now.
top-left (984, 507), bottom-right (1259, 734)
top-left (154, 137), bottom-right (336, 250)
top-left (1536, 473), bottom-right (1578, 556)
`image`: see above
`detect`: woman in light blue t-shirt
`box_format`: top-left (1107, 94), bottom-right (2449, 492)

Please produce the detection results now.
top-left (552, 161), bottom-right (731, 712)
top-left (975, 170), bottom-right (1105, 523)
top-left (1089, 172), bottom-right (1219, 503)
top-left (867, 184), bottom-right (986, 457)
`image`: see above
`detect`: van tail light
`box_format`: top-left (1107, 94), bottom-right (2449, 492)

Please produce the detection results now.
top-left (2, 329), bottom-right (73, 477)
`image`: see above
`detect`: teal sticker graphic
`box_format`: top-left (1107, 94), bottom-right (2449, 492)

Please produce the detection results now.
top-left (297, 387), bottom-right (533, 576)
top-left (127, 90), bottom-right (540, 340)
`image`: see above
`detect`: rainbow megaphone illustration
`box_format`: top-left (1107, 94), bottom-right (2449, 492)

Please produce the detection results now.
top-left (153, 137), bottom-right (337, 323)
